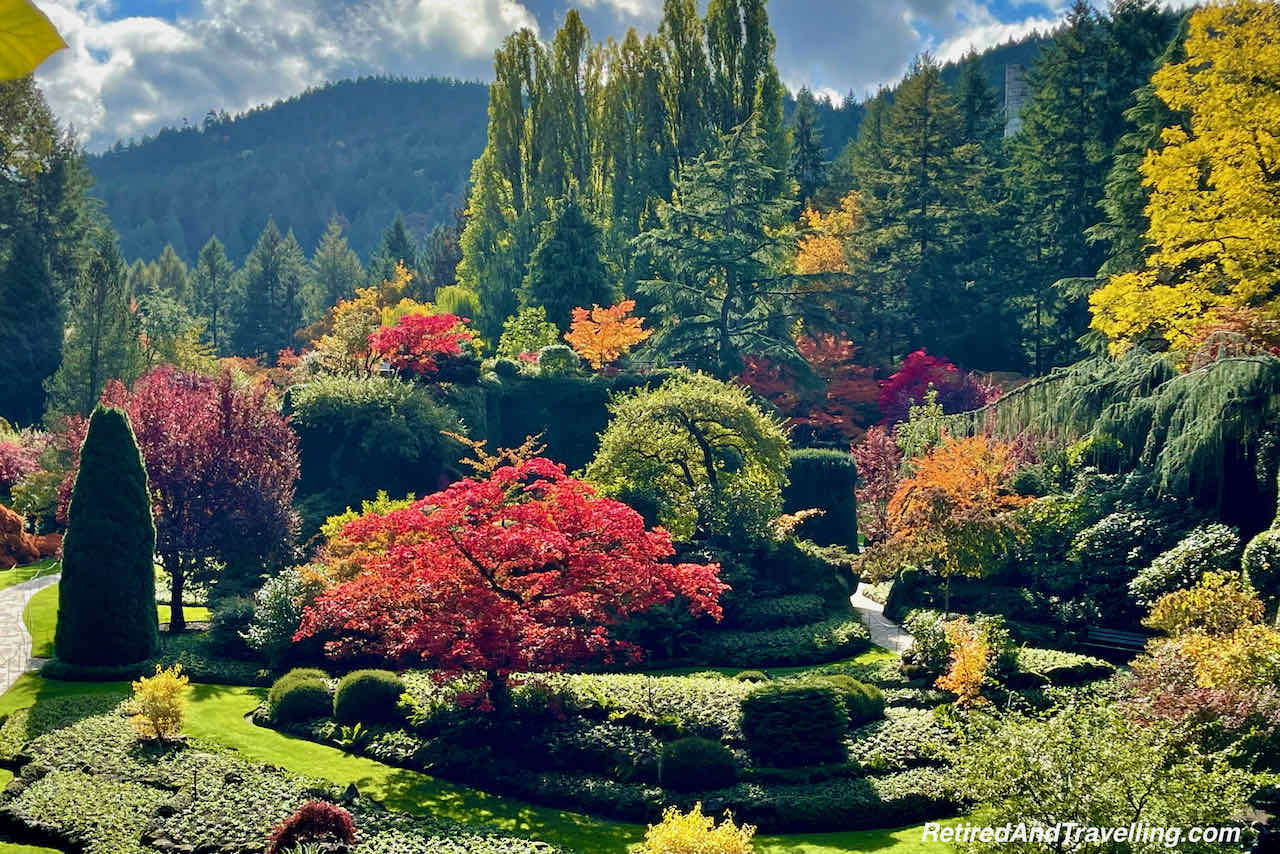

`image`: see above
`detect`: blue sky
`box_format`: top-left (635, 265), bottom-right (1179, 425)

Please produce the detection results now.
top-left (31, 0), bottom-right (1122, 151)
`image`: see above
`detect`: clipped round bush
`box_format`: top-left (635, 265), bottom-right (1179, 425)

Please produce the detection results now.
top-left (1129, 523), bottom-right (1241, 606)
top-left (492, 358), bottom-right (522, 378)
top-left (741, 682), bottom-right (849, 768)
top-left (266, 800), bottom-right (356, 854)
top-left (733, 670), bottom-right (769, 683)
top-left (333, 669), bottom-right (405, 725)
top-left (1244, 529), bottom-right (1280, 599)
top-left (660, 737), bottom-right (738, 792)
top-left (810, 675), bottom-right (885, 726)
top-left (537, 344), bottom-right (581, 376)
top-left (269, 668), bottom-right (331, 725)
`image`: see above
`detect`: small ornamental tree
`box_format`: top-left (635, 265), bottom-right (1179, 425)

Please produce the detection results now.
top-left (55, 406), bottom-right (159, 666)
top-left (297, 458), bottom-right (725, 711)
top-left (128, 664), bottom-right (189, 740)
top-left (877, 349), bottom-right (995, 426)
top-left (564, 300), bottom-right (653, 370)
top-left (850, 426), bottom-right (903, 543)
top-left (860, 435), bottom-right (1029, 611)
top-left (61, 367), bottom-right (300, 628)
top-left (367, 312), bottom-right (474, 377)
top-left (496, 306), bottom-right (561, 362)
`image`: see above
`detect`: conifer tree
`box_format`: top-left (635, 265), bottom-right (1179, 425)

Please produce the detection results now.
top-left (44, 232), bottom-right (140, 417)
top-left (152, 244), bottom-right (189, 303)
top-left (232, 219), bottom-right (307, 360)
top-left (189, 236), bottom-right (237, 352)
top-left (367, 215), bottom-right (418, 290)
top-left (304, 218), bottom-right (363, 325)
top-left (520, 195), bottom-right (617, 331)
top-left (789, 87), bottom-right (826, 206)
top-left (55, 406), bottom-right (158, 666)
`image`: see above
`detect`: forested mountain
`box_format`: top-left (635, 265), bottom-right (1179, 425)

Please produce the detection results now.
top-left (86, 77), bottom-right (491, 264)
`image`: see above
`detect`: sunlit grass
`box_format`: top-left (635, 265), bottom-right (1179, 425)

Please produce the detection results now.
top-left (23, 584), bottom-right (211, 659)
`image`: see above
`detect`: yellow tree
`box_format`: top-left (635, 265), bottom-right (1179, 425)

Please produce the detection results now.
top-left (1090, 0), bottom-right (1280, 353)
top-left (794, 191), bottom-right (860, 279)
top-left (564, 300), bottom-right (652, 370)
top-left (309, 262), bottom-right (434, 375)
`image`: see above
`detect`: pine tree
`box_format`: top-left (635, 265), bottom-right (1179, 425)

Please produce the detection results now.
top-left (789, 87), bottom-right (826, 206)
top-left (304, 218), bottom-right (363, 325)
top-left (44, 232), bottom-right (140, 417)
top-left (954, 50), bottom-right (1002, 151)
top-left (55, 406), bottom-right (158, 666)
top-left (367, 214), bottom-right (418, 290)
top-left (419, 210), bottom-right (463, 300)
top-left (232, 219), bottom-right (308, 360)
top-left (189, 236), bottom-right (237, 352)
top-left (152, 244), bottom-right (189, 303)
top-left (520, 195), bottom-right (617, 331)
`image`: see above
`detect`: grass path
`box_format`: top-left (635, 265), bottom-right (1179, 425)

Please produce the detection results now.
top-left (0, 561), bottom-right (58, 595)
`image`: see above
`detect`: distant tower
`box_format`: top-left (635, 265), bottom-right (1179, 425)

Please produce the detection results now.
top-left (1004, 64), bottom-right (1030, 137)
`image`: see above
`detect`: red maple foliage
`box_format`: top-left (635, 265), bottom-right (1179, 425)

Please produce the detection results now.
top-left (367, 313), bottom-right (473, 376)
top-left (739, 333), bottom-right (879, 444)
top-left (877, 349), bottom-right (997, 426)
top-left (297, 458), bottom-right (725, 703)
top-left (266, 801), bottom-right (356, 854)
top-left (0, 441), bottom-right (37, 492)
top-left (59, 366), bottom-right (299, 629)
top-left (849, 425), bottom-right (903, 543)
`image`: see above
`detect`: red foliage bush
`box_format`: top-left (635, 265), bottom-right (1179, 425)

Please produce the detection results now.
top-left (877, 349), bottom-right (997, 426)
top-left (0, 441), bottom-right (38, 491)
top-left (266, 801), bottom-right (357, 854)
top-left (367, 313), bottom-right (472, 376)
top-left (0, 503), bottom-right (57, 568)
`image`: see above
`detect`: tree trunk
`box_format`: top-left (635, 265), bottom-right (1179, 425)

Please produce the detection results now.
top-left (486, 669), bottom-right (512, 718)
top-left (168, 554), bottom-right (186, 634)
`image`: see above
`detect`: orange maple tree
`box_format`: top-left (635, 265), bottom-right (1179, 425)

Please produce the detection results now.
top-left (935, 617), bottom-right (992, 707)
top-left (564, 300), bottom-right (652, 370)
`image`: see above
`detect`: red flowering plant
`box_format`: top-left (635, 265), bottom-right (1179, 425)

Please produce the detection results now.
top-left (296, 458), bottom-right (725, 711)
top-left (367, 313), bottom-right (474, 378)
top-left (877, 349), bottom-right (998, 426)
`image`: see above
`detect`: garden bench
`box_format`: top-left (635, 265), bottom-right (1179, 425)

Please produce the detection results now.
top-left (1082, 627), bottom-right (1148, 653)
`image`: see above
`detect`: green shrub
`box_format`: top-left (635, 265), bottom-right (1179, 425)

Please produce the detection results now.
top-left (56, 406), bottom-right (159, 666)
top-left (728, 594), bottom-right (825, 630)
top-left (1012, 648), bottom-right (1114, 686)
top-left (208, 596), bottom-right (256, 659)
top-left (783, 449), bottom-right (858, 549)
top-left (695, 617), bottom-right (870, 667)
top-left (808, 674), bottom-right (885, 726)
top-left (1243, 528), bottom-right (1280, 599)
top-left (269, 669), bottom-right (331, 724)
top-left (740, 683), bottom-right (849, 767)
top-left (659, 737), bottom-right (738, 792)
top-left (536, 345), bottom-right (581, 376)
top-left (496, 306), bottom-right (561, 361)
top-left (245, 569), bottom-right (323, 669)
top-left (1129, 523), bottom-right (1241, 606)
top-left (733, 670), bottom-right (769, 683)
top-left (333, 669), bottom-right (404, 725)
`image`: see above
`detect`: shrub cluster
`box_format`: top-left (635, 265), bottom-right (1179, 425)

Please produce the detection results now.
top-left (269, 668), bottom-right (332, 725)
top-left (659, 737), bottom-right (738, 792)
top-left (694, 617), bottom-right (870, 667)
top-left (783, 449), bottom-right (858, 549)
top-left (333, 669), bottom-right (405, 725)
top-left (740, 682), bottom-right (849, 768)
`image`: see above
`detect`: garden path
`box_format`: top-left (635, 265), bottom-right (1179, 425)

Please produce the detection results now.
top-left (0, 571), bottom-right (59, 695)
top-left (850, 582), bottom-right (913, 654)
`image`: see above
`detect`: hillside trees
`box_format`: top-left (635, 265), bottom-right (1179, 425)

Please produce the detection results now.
top-left (190, 237), bottom-right (237, 352)
top-left (303, 218), bottom-right (363, 327)
top-left (232, 219), bottom-right (307, 359)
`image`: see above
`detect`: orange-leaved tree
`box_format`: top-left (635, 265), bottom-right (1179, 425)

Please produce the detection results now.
top-left (935, 617), bottom-right (992, 707)
top-left (565, 300), bottom-right (652, 370)
top-left (860, 435), bottom-right (1029, 611)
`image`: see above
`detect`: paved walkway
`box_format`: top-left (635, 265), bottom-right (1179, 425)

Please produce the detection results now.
top-left (0, 571), bottom-right (59, 695)
top-left (850, 582), bottom-right (914, 654)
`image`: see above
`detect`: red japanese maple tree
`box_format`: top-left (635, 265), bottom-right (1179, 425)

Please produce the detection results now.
top-left (297, 458), bottom-right (725, 708)
top-left (367, 313), bottom-right (473, 377)
top-left (60, 366), bottom-right (299, 630)
top-left (877, 349), bottom-right (997, 426)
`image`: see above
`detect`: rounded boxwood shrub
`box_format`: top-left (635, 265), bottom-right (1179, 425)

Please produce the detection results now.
top-left (536, 344), bottom-right (581, 376)
top-left (333, 669), bottom-right (405, 725)
top-left (734, 670), bottom-right (769, 682)
top-left (269, 668), bottom-right (331, 725)
top-left (741, 683), bottom-right (849, 768)
top-left (811, 675), bottom-right (885, 726)
top-left (660, 737), bottom-right (738, 792)
top-left (1244, 529), bottom-right (1280, 599)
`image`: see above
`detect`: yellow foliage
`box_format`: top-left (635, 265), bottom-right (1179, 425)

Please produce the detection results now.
top-left (638, 803), bottom-right (756, 854)
top-left (1091, 0), bottom-right (1280, 353)
top-left (311, 262), bottom-right (433, 375)
top-left (1180, 623), bottom-right (1280, 690)
top-left (128, 664), bottom-right (188, 740)
top-left (564, 300), bottom-right (653, 370)
top-left (1144, 571), bottom-right (1264, 637)
top-left (795, 192), bottom-right (860, 278)
top-left (935, 617), bottom-right (991, 708)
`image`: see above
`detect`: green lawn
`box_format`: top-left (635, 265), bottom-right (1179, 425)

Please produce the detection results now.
top-left (23, 584), bottom-right (210, 658)
top-left (0, 560), bottom-right (58, 594)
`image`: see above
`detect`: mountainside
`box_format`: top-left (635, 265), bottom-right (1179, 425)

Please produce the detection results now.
top-left (87, 76), bottom-right (490, 264)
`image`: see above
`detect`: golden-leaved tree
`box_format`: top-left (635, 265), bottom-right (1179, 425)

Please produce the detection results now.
top-left (1090, 0), bottom-right (1280, 354)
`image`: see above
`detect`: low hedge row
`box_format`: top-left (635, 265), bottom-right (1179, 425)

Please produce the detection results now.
top-left (725, 594), bottom-right (827, 631)
top-left (693, 617), bottom-right (871, 667)
top-left (1010, 647), bottom-right (1115, 687)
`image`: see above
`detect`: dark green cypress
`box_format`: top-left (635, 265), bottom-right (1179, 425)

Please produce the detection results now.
top-left (519, 195), bottom-right (617, 331)
top-left (55, 406), bottom-right (159, 666)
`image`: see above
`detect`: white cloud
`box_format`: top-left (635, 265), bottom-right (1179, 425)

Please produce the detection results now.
top-left (33, 0), bottom-right (538, 149)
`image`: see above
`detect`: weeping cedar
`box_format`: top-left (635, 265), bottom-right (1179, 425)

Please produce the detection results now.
top-left (923, 350), bottom-right (1280, 535)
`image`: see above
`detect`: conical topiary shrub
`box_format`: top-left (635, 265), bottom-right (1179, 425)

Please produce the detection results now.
top-left (55, 405), bottom-right (159, 665)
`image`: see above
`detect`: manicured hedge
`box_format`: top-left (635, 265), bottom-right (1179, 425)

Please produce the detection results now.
top-left (783, 449), bottom-right (858, 549)
top-left (741, 683), bottom-right (849, 767)
top-left (694, 617), bottom-right (870, 667)
top-left (333, 669), bottom-right (404, 725)
top-left (1010, 647), bottom-right (1115, 687)
top-left (727, 594), bottom-right (826, 630)
top-left (660, 737), bottom-right (738, 792)
top-left (809, 674), bottom-right (885, 726)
